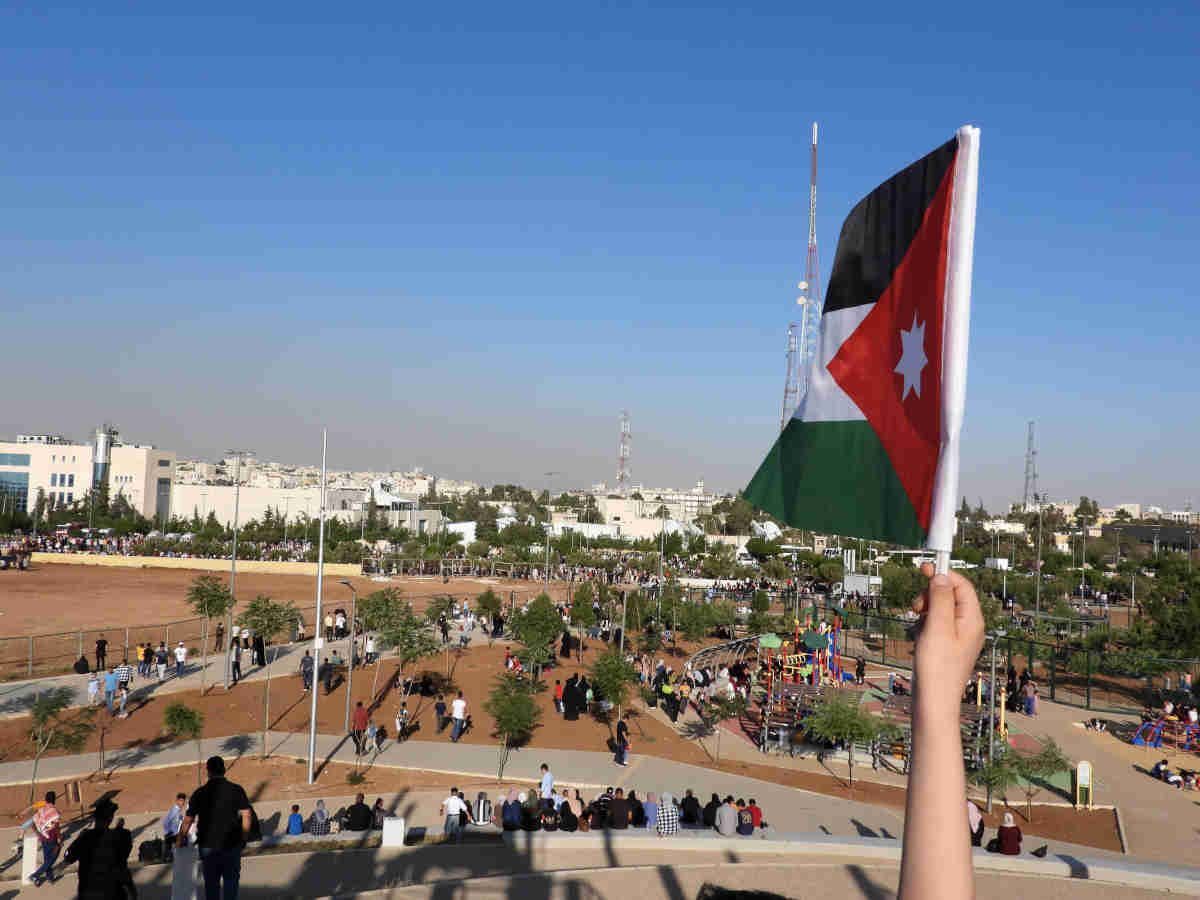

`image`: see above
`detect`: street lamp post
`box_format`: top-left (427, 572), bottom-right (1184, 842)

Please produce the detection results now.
top-left (1034, 493), bottom-right (1043, 617)
top-left (543, 472), bottom-right (560, 597)
top-left (339, 580), bottom-right (358, 733)
top-left (307, 429), bottom-right (328, 786)
top-left (225, 449), bottom-right (254, 691)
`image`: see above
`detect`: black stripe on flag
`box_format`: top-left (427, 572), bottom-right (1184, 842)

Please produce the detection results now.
top-left (822, 138), bottom-right (958, 314)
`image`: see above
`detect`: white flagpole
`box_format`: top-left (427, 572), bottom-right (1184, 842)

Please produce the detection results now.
top-left (929, 125), bottom-right (981, 575)
top-left (307, 427), bottom-right (328, 785)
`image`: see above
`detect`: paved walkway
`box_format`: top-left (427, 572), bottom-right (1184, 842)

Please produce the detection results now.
top-left (1, 727), bottom-right (1127, 868)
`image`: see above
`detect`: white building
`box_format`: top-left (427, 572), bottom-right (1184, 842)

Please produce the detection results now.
top-left (982, 519), bottom-right (1027, 536)
top-left (0, 428), bottom-right (175, 522)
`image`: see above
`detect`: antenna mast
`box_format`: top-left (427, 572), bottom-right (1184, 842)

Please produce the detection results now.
top-left (616, 410), bottom-right (632, 495)
top-left (1022, 421), bottom-right (1038, 511)
top-left (781, 122), bottom-right (821, 431)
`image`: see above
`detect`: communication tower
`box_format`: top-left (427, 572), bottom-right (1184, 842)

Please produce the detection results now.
top-left (1022, 421), bottom-right (1038, 511)
top-left (616, 410), bottom-right (632, 495)
top-left (780, 122), bottom-right (821, 429)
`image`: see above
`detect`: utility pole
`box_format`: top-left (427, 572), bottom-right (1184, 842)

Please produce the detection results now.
top-left (339, 581), bottom-right (357, 733)
top-left (224, 449), bottom-right (254, 691)
top-left (1034, 493), bottom-right (1043, 617)
top-left (544, 472), bottom-right (560, 597)
top-left (987, 633), bottom-right (999, 812)
top-left (307, 428), bottom-right (328, 786)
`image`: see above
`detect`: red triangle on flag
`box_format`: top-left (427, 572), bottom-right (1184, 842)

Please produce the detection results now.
top-left (826, 162), bottom-right (956, 531)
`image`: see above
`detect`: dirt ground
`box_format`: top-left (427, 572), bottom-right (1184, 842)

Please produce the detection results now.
top-left (0, 562), bottom-right (573, 675)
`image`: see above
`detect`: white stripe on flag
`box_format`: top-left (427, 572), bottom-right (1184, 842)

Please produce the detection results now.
top-left (793, 303), bottom-right (872, 424)
top-left (927, 125), bottom-right (981, 555)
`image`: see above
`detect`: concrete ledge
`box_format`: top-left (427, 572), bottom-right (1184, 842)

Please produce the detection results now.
top-left (501, 831), bottom-right (1200, 894)
top-left (31, 553), bottom-right (361, 577)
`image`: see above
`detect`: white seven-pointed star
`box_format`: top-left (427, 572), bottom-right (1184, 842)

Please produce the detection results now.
top-left (894, 312), bottom-right (927, 400)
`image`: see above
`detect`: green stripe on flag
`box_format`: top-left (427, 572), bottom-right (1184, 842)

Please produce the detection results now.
top-left (744, 419), bottom-right (926, 547)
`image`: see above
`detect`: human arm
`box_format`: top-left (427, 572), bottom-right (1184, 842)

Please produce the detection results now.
top-left (176, 815), bottom-right (194, 847)
top-left (897, 565), bottom-right (984, 900)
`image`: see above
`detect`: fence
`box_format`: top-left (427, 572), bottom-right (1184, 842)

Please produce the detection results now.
top-left (0, 586), bottom-right (550, 681)
top-left (809, 599), bottom-right (1200, 715)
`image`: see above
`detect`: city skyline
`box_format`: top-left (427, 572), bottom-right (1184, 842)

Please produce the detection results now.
top-left (3, 4), bottom-right (1197, 515)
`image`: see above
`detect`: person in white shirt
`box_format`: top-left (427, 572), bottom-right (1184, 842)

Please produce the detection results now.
top-left (174, 642), bottom-right (187, 679)
top-left (539, 763), bottom-right (554, 800)
top-left (440, 787), bottom-right (473, 842)
top-left (450, 691), bottom-right (468, 742)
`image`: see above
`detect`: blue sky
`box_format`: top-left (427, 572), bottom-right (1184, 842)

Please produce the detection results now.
top-left (3, 2), bottom-right (1197, 511)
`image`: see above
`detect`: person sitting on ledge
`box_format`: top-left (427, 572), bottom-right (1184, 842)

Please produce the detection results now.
top-left (1152, 759), bottom-right (1184, 787)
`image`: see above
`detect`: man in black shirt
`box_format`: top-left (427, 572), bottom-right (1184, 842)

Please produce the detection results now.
top-left (679, 789), bottom-right (702, 826)
top-left (64, 801), bottom-right (134, 900)
top-left (702, 793), bottom-right (721, 828)
top-left (177, 756), bottom-right (251, 900)
top-left (607, 788), bottom-right (630, 829)
top-left (344, 793), bottom-right (373, 831)
top-left (615, 712), bottom-right (630, 766)
top-left (95, 636), bottom-right (107, 672)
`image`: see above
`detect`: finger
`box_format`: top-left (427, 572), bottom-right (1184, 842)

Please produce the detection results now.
top-left (924, 574), bottom-right (957, 634)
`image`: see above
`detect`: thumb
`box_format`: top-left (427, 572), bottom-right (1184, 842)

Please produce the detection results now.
top-left (923, 574), bottom-right (957, 634)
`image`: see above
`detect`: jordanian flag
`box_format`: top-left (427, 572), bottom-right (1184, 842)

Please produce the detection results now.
top-left (746, 126), bottom-right (980, 550)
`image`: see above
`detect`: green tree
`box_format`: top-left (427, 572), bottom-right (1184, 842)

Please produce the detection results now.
top-left (235, 594), bottom-right (297, 758)
top-left (27, 688), bottom-right (93, 803)
top-left (475, 588), bottom-right (503, 645)
top-left (362, 589), bottom-right (439, 703)
top-left (163, 702), bottom-right (206, 786)
top-left (692, 694), bottom-right (748, 762)
top-left (969, 753), bottom-right (1022, 813)
top-left (509, 593), bottom-right (564, 677)
top-left (186, 575), bottom-right (234, 694)
top-left (678, 601), bottom-right (709, 644)
top-left (588, 648), bottom-right (638, 722)
top-left (700, 544), bottom-right (736, 580)
top-left (1013, 738), bottom-right (1071, 824)
top-left (482, 672), bottom-right (545, 780)
top-left (803, 692), bottom-right (893, 788)
top-left (569, 591), bottom-right (596, 662)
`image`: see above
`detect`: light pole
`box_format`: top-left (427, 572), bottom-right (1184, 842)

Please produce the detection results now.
top-left (1034, 493), bottom-right (1043, 617)
top-left (1079, 515), bottom-right (1090, 598)
top-left (225, 449), bottom-right (254, 691)
top-left (986, 630), bottom-right (1003, 811)
top-left (307, 428), bottom-right (328, 786)
top-left (339, 580), bottom-right (358, 733)
top-left (283, 495), bottom-right (291, 546)
top-left (543, 472), bottom-right (560, 596)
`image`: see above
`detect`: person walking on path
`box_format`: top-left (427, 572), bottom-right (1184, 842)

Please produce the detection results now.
top-left (214, 621), bottom-right (225, 653)
top-left (103, 667), bottom-right (119, 714)
top-left (95, 636), bottom-right (107, 673)
top-left (450, 691), bottom-right (468, 742)
top-left (155, 642), bottom-right (168, 682)
top-left (539, 764), bottom-right (554, 801)
top-left (174, 642), bottom-right (187, 680)
top-left (177, 755), bottom-right (252, 900)
top-left (115, 658), bottom-right (133, 693)
top-left (615, 712), bottom-right (631, 766)
top-left (29, 791), bottom-right (62, 886)
top-left (63, 800), bottom-right (134, 899)
top-left (352, 701), bottom-right (369, 755)
top-left (440, 787), bottom-right (473, 843)
top-left (300, 651), bottom-right (314, 692)
top-left (231, 641), bottom-right (243, 686)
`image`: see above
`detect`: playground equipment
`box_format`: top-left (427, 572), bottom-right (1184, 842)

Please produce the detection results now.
top-left (1132, 717), bottom-right (1200, 752)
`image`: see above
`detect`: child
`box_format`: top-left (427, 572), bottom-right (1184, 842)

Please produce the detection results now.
top-left (374, 724), bottom-right (387, 752)
top-left (87, 672), bottom-right (100, 707)
top-left (287, 804), bottom-right (304, 835)
top-left (554, 680), bottom-right (564, 714)
top-left (117, 685), bottom-right (129, 718)
top-left (395, 703), bottom-right (409, 740)
top-left (435, 695), bottom-right (447, 733)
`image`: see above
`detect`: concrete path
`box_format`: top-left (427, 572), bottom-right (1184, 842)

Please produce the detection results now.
top-left (0, 728), bottom-right (1128, 868)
